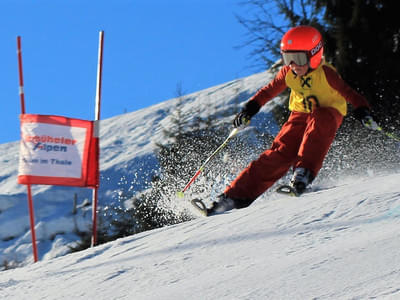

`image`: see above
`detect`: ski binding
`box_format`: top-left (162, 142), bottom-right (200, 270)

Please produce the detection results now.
top-left (191, 199), bottom-right (209, 216)
top-left (276, 185), bottom-right (299, 197)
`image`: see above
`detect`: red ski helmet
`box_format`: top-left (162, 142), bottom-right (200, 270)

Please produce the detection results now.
top-left (280, 25), bottom-right (323, 69)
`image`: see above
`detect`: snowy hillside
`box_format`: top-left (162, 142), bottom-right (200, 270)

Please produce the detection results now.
top-left (0, 69), bottom-right (283, 266)
top-left (1, 173), bottom-right (400, 299)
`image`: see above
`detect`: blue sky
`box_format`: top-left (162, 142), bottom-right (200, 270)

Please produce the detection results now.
top-left (0, 0), bottom-right (260, 144)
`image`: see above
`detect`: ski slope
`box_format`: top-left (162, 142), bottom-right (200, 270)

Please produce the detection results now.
top-left (0, 69), bottom-right (282, 265)
top-left (1, 172), bottom-right (400, 299)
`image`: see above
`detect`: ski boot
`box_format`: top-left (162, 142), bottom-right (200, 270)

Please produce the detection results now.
top-left (192, 194), bottom-right (236, 216)
top-left (206, 194), bottom-right (236, 216)
top-left (289, 167), bottom-right (314, 196)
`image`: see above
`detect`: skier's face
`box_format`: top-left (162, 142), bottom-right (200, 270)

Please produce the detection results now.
top-left (289, 62), bottom-right (309, 76)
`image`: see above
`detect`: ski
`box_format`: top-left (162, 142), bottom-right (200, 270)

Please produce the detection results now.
top-left (191, 199), bottom-right (209, 217)
top-left (276, 185), bottom-right (299, 197)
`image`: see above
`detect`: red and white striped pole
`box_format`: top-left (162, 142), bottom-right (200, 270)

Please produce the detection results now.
top-left (17, 36), bottom-right (39, 263)
top-left (91, 31), bottom-right (104, 247)
top-left (17, 36), bottom-right (26, 114)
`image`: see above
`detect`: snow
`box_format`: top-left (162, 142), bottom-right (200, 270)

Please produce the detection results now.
top-left (0, 69), bottom-right (278, 265)
top-left (1, 173), bottom-right (400, 299)
top-left (1, 66), bottom-right (400, 299)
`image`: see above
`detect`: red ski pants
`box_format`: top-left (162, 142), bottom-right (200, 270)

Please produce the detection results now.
top-left (224, 107), bottom-right (343, 206)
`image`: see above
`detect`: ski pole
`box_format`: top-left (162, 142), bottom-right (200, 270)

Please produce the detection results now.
top-left (364, 118), bottom-right (400, 142)
top-left (177, 127), bottom-right (239, 198)
top-left (377, 127), bottom-right (400, 142)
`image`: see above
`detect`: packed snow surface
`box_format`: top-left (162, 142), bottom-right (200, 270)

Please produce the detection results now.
top-left (1, 172), bottom-right (400, 299)
top-left (1, 65), bottom-right (399, 299)
top-left (0, 70), bottom-right (280, 265)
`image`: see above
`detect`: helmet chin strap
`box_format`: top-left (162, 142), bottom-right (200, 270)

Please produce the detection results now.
top-left (305, 64), bottom-right (312, 74)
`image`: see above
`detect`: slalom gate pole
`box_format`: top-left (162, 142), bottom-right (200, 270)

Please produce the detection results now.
top-left (27, 185), bottom-right (39, 262)
top-left (17, 36), bottom-right (26, 114)
top-left (177, 127), bottom-right (239, 197)
top-left (91, 31), bottom-right (104, 247)
top-left (17, 36), bottom-right (39, 263)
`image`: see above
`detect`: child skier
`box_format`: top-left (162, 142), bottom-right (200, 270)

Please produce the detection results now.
top-left (205, 25), bottom-right (378, 216)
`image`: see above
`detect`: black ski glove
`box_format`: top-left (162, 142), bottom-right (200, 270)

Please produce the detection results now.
top-left (353, 106), bottom-right (379, 130)
top-left (233, 100), bottom-right (261, 128)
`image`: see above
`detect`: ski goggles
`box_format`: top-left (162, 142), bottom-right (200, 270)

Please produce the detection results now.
top-left (281, 51), bottom-right (308, 66)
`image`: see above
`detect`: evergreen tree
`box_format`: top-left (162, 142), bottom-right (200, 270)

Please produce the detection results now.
top-left (236, 0), bottom-right (326, 68)
top-left (237, 0), bottom-right (400, 130)
top-left (316, 0), bottom-right (400, 127)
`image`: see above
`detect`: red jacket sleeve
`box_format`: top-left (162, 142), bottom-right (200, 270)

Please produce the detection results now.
top-left (249, 66), bottom-right (290, 107)
top-left (323, 65), bottom-right (370, 109)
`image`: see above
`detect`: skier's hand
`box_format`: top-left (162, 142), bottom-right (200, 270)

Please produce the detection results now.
top-left (232, 100), bottom-right (261, 128)
top-left (353, 106), bottom-right (380, 131)
top-left (362, 115), bottom-right (380, 130)
top-left (233, 111), bottom-right (251, 128)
